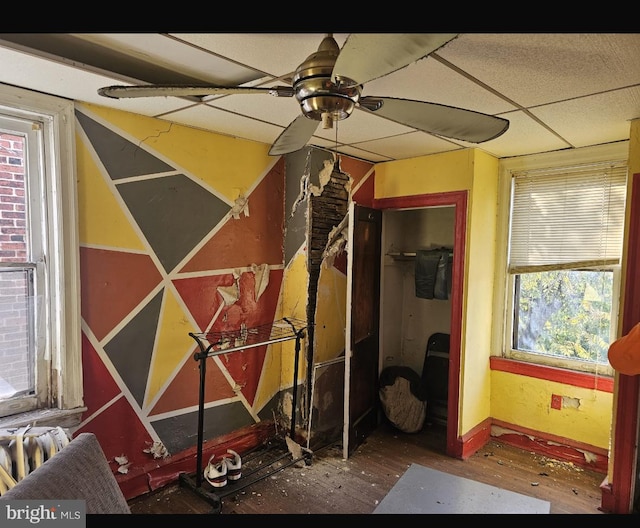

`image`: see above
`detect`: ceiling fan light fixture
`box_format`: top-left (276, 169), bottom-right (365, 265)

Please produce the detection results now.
top-left (300, 94), bottom-right (357, 122)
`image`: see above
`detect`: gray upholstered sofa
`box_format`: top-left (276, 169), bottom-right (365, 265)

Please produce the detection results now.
top-left (0, 432), bottom-right (131, 514)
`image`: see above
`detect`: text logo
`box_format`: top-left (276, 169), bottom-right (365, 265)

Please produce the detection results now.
top-left (1, 500), bottom-right (85, 527)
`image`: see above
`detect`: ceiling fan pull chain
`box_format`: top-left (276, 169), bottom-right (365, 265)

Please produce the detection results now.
top-left (322, 112), bottom-right (333, 129)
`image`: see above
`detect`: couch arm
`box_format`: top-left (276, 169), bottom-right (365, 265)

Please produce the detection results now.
top-left (0, 432), bottom-right (130, 514)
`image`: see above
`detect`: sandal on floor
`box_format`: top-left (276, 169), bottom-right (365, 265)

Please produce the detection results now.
top-left (204, 455), bottom-right (227, 488)
top-left (224, 449), bottom-right (242, 481)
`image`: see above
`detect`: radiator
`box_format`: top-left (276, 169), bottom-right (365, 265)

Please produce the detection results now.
top-left (0, 425), bottom-right (71, 495)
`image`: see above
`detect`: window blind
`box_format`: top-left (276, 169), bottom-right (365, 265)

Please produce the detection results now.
top-left (508, 161), bottom-right (627, 273)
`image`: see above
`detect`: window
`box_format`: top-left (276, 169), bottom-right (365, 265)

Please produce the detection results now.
top-left (504, 156), bottom-right (627, 375)
top-left (0, 84), bottom-right (82, 422)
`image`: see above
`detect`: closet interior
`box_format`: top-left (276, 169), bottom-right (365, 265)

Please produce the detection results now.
top-left (379, 206), bottom-right (455, 441)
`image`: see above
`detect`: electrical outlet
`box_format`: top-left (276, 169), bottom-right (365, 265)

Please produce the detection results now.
top-left (551, 394), bottom-right (562, 410)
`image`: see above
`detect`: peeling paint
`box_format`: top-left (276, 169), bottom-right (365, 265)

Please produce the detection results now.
top-left (309, 158), bottom-right (336, 196)
top-left (251, 263), bottom-right (270, 301)
top-left (230, 194), bottom-right (250, 219)
top-left (322, 214), bottom-right (349, 268)
top-left (490, 424), bottom-right (535, 441)
top-left (581, 450), bottom-right (598, 464)
top-left (218, 283), bottom-right (239, 305)
top-left (114, 454), bottom-right (131, 474)
top-left (562, 396), bottom-right (580, 409)
top-left (217, 270), bottom-right (241, 305)
top-left (290, 152), bottom-right (312, 218)
top-left (282, 391), bottom-right (293, 418)
top-left (491, 425), bottom-right (602, 470)
top-left (143, 441), bottom-right (169, 459)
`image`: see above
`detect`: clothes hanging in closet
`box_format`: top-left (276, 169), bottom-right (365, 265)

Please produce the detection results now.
top-left (415, 248), bottom-right (452, 300)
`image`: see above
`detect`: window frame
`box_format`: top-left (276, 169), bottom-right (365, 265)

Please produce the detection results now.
top-left (495, 142), bottom-right (629, 377)
top-left (504, 266), bottom-right (620, 375)
top-left (0, 84), bottom-right (82, 423)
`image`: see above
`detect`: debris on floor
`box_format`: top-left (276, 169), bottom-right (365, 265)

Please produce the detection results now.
top-left (285, 436), bottom-right (312, 468)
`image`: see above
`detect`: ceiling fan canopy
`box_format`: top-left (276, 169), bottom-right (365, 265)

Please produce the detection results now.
top-left (98, 33), bottom-right (509, 157)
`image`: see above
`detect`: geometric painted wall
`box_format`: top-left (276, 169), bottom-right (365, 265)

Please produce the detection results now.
top-left (73, 103), bottom-right (287, 463)
top-left (71, 102), bottom-right (375, 490)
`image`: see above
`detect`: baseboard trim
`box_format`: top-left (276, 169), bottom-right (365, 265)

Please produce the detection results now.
top-left (118, 421), bottom-right (276, 500)
top-left (458, 418), bottom-right (492, 460)
top-left (489, 418), bottom-right (608, 474)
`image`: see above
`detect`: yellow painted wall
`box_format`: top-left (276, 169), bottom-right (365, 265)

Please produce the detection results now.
top-left (275, 249), bottom-right (310, 391)
top-left (459, 150), bottom-right (499, 433)
top-left (375, 150), bottom-right (474, 198)
top-left (314, 263), bottom-right (348, 364)
top-left (75, 131), bottom-right (146, 249)
top-left (491, 371), bottom-right (613, 449)
top-left (82, 103), bottom-right (273, 203)
top-left (374, 149), bottom-right (497, 437)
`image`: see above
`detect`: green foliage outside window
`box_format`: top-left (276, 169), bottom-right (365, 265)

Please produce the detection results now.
top-left (514, 270), bottom-right (613, 364)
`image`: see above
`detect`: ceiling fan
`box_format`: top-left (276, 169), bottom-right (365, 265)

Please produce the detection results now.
top-left (98, 34), bottom-right (509, 156)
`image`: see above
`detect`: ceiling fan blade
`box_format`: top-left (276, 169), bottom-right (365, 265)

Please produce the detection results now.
top-left (98, 84), bottom-right (295, 99)
top-left (332, 34), bottom-right (458, 86)
top-left (269, 115), bottom-right (320, 156)
top-left (359, 96), bottom-right (509, 143)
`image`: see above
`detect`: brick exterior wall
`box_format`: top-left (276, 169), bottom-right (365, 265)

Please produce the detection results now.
top-left (0, 132), bottom-right (29, 396)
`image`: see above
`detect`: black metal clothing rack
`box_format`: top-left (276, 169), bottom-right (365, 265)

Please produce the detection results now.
top-left (179, 317), bottom-right (310, 512)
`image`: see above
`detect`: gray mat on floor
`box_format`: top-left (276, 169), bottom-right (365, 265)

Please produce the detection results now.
top-left (373, 463), bottom-right (550, 514)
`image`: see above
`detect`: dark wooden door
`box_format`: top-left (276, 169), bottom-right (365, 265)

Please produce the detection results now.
top-left (344, 203), bottom-right (382, 457)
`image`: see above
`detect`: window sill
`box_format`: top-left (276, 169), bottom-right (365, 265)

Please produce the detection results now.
top-left (490, 356), bottom-right (614, 393)
top-left (0, 407), bottom-right (86, 430)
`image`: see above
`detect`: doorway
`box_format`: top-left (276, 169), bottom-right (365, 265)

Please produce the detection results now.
top-left (371, 191), bottom-right (467, 457)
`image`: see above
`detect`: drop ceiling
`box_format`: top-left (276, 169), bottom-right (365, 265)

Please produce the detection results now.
top-left (0, 32), bottom-right (638, 163)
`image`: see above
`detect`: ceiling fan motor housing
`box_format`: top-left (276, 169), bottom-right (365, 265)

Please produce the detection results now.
top-left (293, 35), bottom-right (361, 123)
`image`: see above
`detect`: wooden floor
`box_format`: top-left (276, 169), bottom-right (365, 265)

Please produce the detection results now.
top-left (128, 421), bottom-right (607, 515)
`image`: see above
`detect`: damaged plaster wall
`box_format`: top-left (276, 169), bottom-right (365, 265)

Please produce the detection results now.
top-left (283, 148), bottom-right (351, 443)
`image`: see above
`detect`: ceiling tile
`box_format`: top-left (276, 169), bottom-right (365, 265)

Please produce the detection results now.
top-left (74, 33), bottom-right (264, 85)
top-left (312, 109), bottom-right (416, 144)
top-left (437, 33), bottom-right (640, 107)
top-left (353, 131), bottom-right (461, 160)
top-left (204, 85), bottom-right (301, 128)
top-left (170, 33), bottom-right (350, 79)
top-left (1, 33), bottom-right (635, 162)
top-left (363, 56), bottom-right (517, 115)
top-left (471, 110), bottom-right (572, 158)
top-left (530, 86), bottom-right (640, 148)
top-left (162, 104), bottom-right (285, 145)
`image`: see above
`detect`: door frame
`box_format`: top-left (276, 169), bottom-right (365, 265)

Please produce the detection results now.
top-left (606, 171), bottom-right (640, 513)
top-left (373, 190), bottom-right (467, 457)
